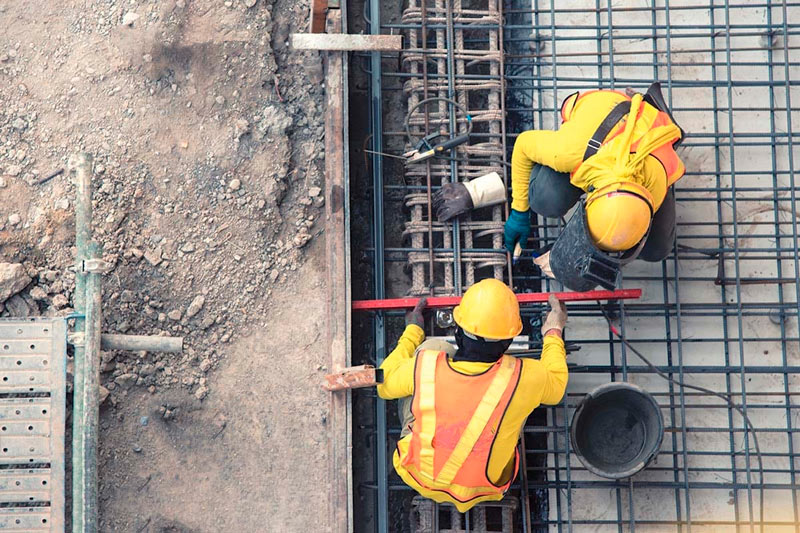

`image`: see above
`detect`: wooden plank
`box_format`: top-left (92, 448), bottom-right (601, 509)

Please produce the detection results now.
top-left (323, 9), bottom-right (352, 533)
top-left (309, 0), bottom-right (328, 33)
top-left (291, 33), bottom-right (402, 52)
top-left (322, 365), bottom-right (382, 391)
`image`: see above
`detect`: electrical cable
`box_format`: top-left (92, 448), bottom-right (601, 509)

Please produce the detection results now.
top-left (404, 96), bottom-right (473, 147)
top-left (598, 304), bottom-right (765, 532)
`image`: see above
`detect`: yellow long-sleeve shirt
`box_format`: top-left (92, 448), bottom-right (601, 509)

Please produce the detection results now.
top-left (511, 90), bottom-right (680, 213)
top-left (377, 325), bottom-right (568, 488)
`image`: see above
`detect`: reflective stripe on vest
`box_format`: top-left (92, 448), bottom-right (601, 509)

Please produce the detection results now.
top-left (403, 349), bottom-right (521, 501)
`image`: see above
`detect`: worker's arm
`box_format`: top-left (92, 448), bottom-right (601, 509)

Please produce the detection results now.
top-left (377, 324), bottom-right (425, 400)
top-left (537, 332), bottom-right (569, 405)
top-left (510, 126), bottom-right (585, 212)
top-left (515, 333), bottom-right (568, 409)
top-left (532, 294), bottom-right (569, 405)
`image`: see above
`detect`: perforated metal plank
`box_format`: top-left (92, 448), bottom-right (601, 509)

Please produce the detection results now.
top-left (0, 469), bottom-right (53, 503)
top-left (0, 508), bottom-right (53, 531)
top-left (0, 319), bottom-right (66, 533)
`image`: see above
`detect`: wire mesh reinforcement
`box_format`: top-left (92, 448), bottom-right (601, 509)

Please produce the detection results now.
top-left (358, 0), bottom-right (800, 532)
top-left (509, 1), bottom-right (800, 531)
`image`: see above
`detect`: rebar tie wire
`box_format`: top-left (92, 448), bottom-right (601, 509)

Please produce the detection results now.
top-left (600, 304), bottom-right (765, 532)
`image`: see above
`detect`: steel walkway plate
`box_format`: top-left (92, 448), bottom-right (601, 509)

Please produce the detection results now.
top-left (0, 319), bottom-right (67, 533)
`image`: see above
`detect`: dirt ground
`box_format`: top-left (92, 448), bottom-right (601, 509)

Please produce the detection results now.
top-left (0, 0), bottom-right (334, 530)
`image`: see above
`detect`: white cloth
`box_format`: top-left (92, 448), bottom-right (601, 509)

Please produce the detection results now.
top-left (464, 172), bottom-right (506, 208)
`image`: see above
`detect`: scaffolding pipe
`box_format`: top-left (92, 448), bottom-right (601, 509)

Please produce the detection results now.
top-left (70, 152), bottom-right (93, 533)
top-left (75, 241), bottom-right (103, 533)
top-left (100, 334), bottom-right (183, 353)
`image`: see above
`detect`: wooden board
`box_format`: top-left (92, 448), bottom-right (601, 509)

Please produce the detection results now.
top-left (291, 33), bottom-right (402, 52)
top-left (323, 9), bottom-right (352, 533)
top-left (309, 0), bottom-right (328, 33)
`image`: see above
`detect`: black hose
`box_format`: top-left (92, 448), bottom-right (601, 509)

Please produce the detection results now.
top-left (404, 96), bottom-right (473, 146)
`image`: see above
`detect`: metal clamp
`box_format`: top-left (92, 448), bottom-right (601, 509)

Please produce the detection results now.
top-left (586, 138), bottom-right (603, 151)
top-left (68, 331), bottom-right (86, 348)
top-left (82, 259), bottom-right (111, 274)
top-left (435, 309), bottom-right (455, 329)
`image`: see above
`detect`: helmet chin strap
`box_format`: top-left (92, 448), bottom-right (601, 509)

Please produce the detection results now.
top-left (453, 327), bottom-right (513, 363)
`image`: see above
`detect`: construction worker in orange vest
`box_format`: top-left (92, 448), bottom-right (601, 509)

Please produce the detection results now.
top-left (450, 83), bottom-right (682, 291)
top-left (377, 279), bottom-right (568, 512)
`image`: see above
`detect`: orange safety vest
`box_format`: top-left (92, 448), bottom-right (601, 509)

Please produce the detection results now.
top-left (396, 349), bottom-right (522, 510)
top-left (561, 90), bottom-right (685, 210)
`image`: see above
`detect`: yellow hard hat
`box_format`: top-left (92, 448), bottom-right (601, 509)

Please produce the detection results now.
top-left (453, 279), bottom-right (522, 340)
top-left (585, 191), bottom-right (652, 252)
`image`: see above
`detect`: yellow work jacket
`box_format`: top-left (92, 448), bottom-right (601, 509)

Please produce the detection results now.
top-left (378, 325), bottom-right (568, 511)
top-left (511, 90), bottom-right (685, 213)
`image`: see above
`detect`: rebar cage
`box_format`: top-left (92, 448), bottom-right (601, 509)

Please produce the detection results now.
top-left (354, 0), bottom-right (800, 531)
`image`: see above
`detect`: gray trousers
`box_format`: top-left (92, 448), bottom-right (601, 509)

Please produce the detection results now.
top-left (527, 163), bottom-right (676, 262)
top-left (398, 338), bottom-right (457, 438)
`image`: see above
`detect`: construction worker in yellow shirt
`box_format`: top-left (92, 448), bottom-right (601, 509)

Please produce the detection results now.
top-left (433, 83), bottom-right (685, 291)
top-left (505, 83), bottom-right (685, 290)
top-left (377, 279), bottom-right (568, 512)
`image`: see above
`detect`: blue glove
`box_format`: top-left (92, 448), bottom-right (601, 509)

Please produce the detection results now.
top-left (504, 209), bottom-right (531, 253)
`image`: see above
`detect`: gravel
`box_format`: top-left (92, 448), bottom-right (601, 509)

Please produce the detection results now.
top-left (185, 295), bottom-right (205, 318)
top-left (0, 0), bottom-right (326, 406)
top-left (0, 263), bottom-right (31, 302)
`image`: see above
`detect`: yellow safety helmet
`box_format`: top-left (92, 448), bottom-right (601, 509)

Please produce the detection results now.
top-left (585, 189), bottom-right (652, 252)
top-left (453, 278), bottom-right (522, 340)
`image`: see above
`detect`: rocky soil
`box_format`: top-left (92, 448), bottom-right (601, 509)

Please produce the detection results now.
top-left (1, 0), bottom-right (333, 529)
top-left (1, 0), bottom-right (325, 404)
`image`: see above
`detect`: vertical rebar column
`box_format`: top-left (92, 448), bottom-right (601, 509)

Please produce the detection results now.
top-left (444, 0), bottom-right (462, 295)
top-left (436, 0), bottom-right (455, 293)
top-left (406, 2), bottom-right (427, 293)
top-left (69, 152), bottom-right (93, 532)
top-left (488, 0), bottom-right (505, 283)
top-left (452, 0), bottom-right (474, 289)
top-left (368, 0), bottom-right (388, 527)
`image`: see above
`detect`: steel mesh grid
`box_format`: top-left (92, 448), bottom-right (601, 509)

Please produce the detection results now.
top-left (357, 0), bottom-right (800, 531)
top-left (509, 1), bottom-right (800, 531)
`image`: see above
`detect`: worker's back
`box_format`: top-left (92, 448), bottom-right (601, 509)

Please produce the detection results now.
top-left (391, 334), bottom-right (568, 512)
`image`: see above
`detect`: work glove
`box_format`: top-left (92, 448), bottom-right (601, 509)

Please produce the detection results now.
top-left (433, 172), bottom-right (506, 222)
top-left (405, 298), bottom-right (428, 329)
top-left (541, 294), bottom-right (567, 336)
top-left (504, 209), bottom-right (531, 253)
top-left (433, 183), bottom-right (473, 222)
top-left (533, 250), bottom-right (555, 279)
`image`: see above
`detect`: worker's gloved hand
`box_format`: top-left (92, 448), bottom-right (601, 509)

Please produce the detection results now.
top-left (434, 173), bottom-right (506, 222)
top-left (504, 209), bottom-right (531, 253)
top-left (405, 298), bottom-right (428, 329)
top-left (433, 182), bottom-right (473, 222)
top-left (541, 294), bottom-right (567, 336)
top-left (533, 250), bottom-right (555, 279)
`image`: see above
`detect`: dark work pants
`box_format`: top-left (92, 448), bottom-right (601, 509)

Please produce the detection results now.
top-left (527, 163), bottom-right (676, 262)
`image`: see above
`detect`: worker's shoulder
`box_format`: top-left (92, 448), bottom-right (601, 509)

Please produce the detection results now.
top-left (515, 357), bottom-right (549, 385)
top-left (571, 89), bottom-right (628, 115)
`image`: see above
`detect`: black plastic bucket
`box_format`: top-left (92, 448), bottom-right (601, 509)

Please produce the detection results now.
top-left (570, 382), bottom-right (664, 479)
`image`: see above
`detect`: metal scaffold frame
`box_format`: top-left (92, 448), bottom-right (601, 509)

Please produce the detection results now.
top-left (355, 0), bottom-right (800, 531)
